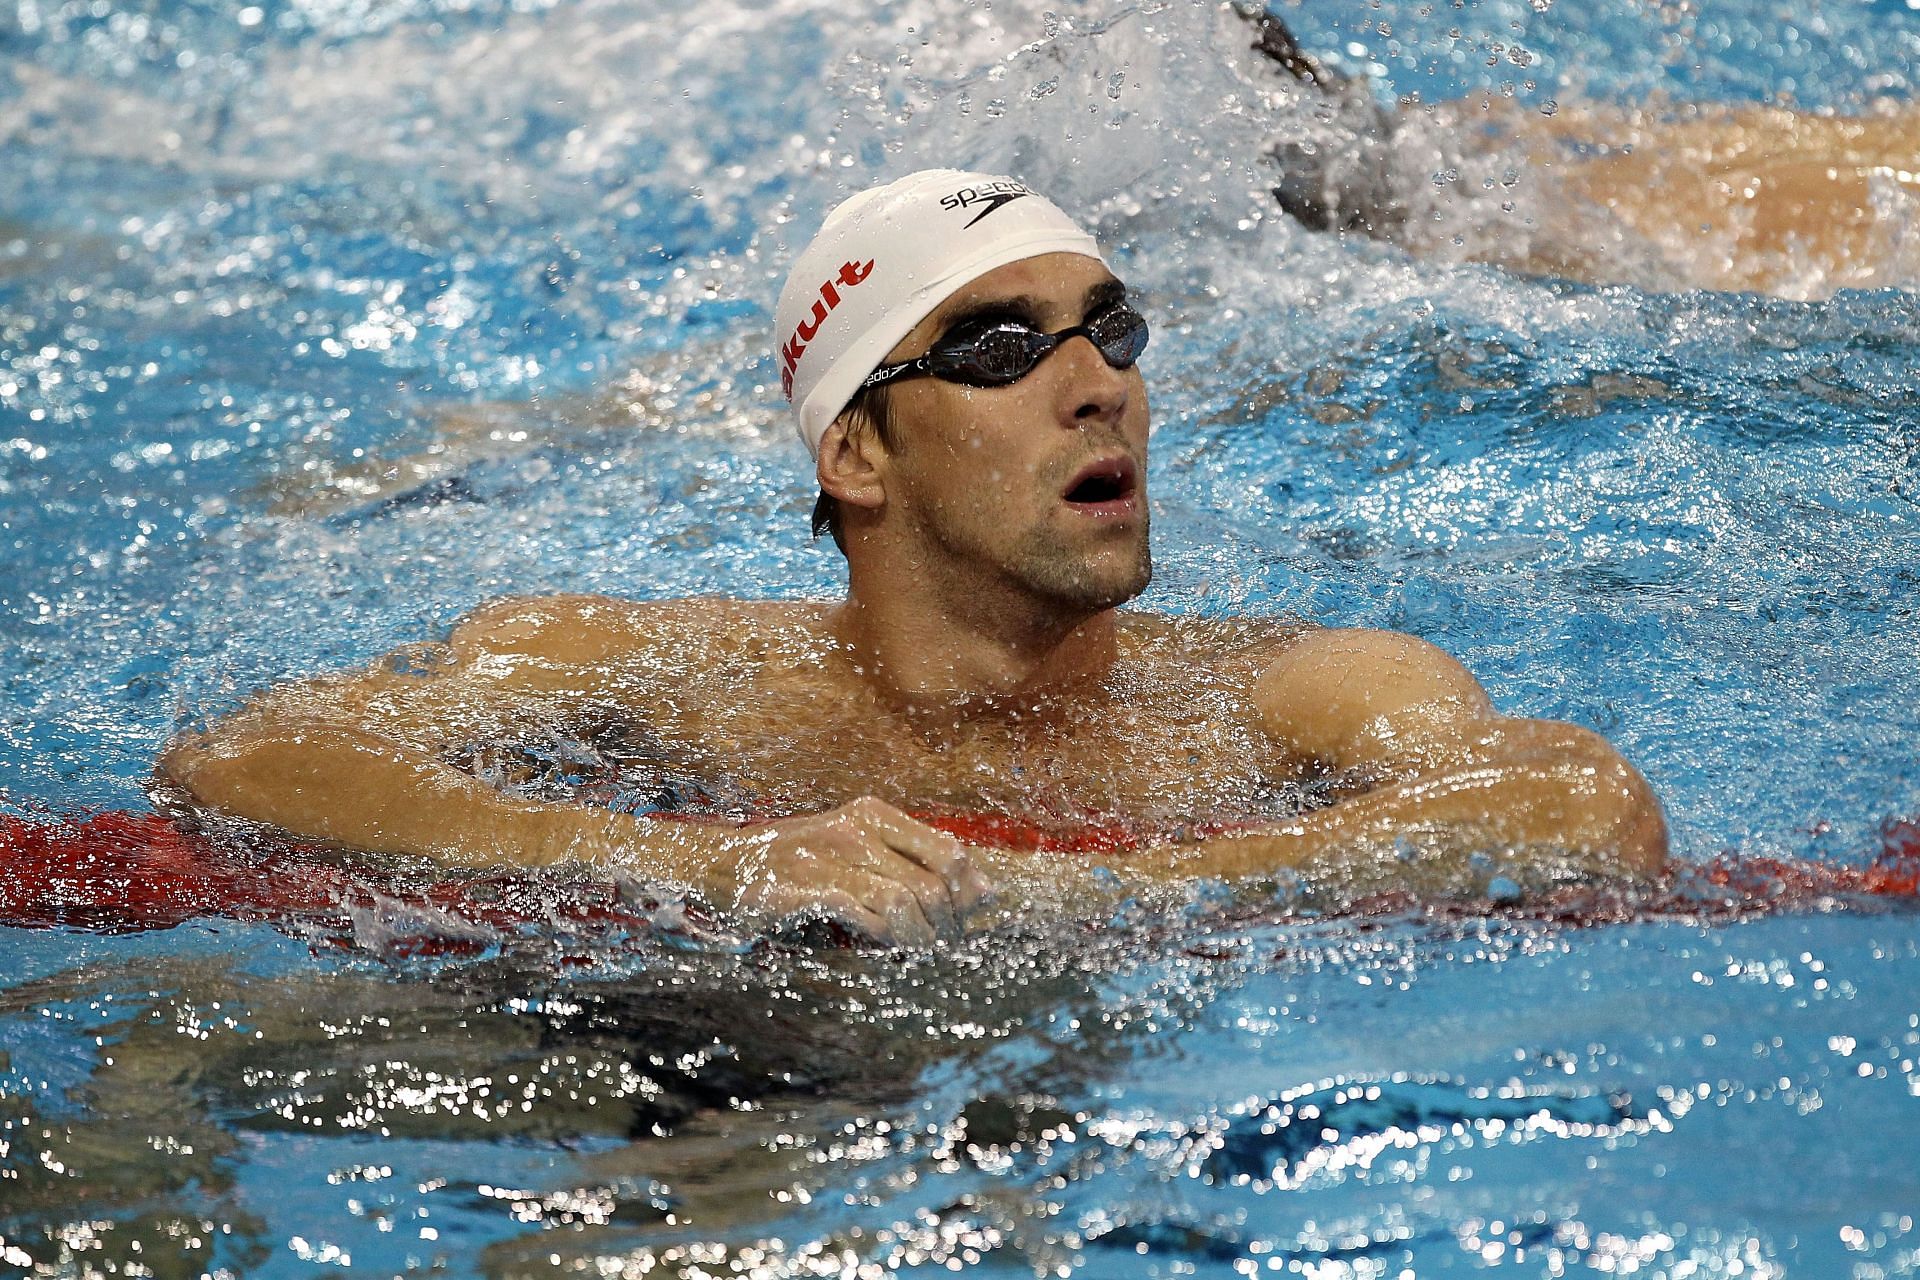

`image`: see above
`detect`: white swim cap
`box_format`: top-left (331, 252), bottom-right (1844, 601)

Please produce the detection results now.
top-left (775, 169), bottom-right (1108, 456)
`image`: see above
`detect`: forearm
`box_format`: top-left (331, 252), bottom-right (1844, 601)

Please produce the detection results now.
top-left (1131, 723), bottom-right (1668, 888)
top-left (158, 722), bottom-right (731, 882)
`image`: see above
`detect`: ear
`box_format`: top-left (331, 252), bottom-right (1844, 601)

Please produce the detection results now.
top-left (816, 413), bottom-right (889, 513)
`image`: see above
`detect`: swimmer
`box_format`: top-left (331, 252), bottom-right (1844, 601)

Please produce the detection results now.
top-left (1245, 8), bottom-right (1920, 298)
top-left (157, 170), bottom-right (1668, 945)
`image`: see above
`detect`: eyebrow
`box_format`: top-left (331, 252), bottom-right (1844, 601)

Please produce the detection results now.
top-left (930, 278), bottom-right (1130, 335)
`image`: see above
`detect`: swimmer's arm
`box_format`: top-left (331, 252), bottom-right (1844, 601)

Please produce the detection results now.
top-left (1127, 628), bottom-right (1667, 886)
top-left (160, 714), bottom-right (990, 942)
top-left (157, 717), bottom-right (727, 875)
top-left (155, 595), bottom-right (738, 879)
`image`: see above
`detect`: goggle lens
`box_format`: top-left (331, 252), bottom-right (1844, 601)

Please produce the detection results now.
top-left (865, 302), bottom-right (1150, 391)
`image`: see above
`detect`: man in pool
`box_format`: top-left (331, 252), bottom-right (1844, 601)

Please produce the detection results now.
top-left (157, 169), bottom-right (1667, 945)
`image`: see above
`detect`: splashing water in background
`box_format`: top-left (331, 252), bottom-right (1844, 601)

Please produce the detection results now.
top-left (3, 0), bottom-right (1920, 1275)
top-left (3, 0), bottom-right (1915, 849)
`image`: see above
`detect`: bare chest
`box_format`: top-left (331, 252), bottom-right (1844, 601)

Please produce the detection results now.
top-left (601, 658), bottom-right (1299, 825)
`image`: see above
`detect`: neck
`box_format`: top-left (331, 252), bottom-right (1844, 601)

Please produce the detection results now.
top-left (829, 577), bottom-right (1120, 714)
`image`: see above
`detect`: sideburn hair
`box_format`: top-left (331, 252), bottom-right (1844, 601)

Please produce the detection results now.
top-left (810, 382), bottom-right (897, 556)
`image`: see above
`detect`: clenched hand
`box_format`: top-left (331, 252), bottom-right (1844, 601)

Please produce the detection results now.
top-left (724, 797), bottom-right (995, 945)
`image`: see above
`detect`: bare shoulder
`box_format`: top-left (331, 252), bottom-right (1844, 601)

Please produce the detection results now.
top-left (449, 594), bottom-right (826, 665)
top-left (1253, 627), bottom-right (1495, 767)
top-left (1261, 627), bottom-right (1487, 699)
top-left (1118, 610), bottom-right (1311, 667)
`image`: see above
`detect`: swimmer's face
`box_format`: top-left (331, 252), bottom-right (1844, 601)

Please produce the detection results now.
top-left (875, 252), bottom-right (1152, 613)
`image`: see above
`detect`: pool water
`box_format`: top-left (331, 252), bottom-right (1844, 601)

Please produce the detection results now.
top-left (3, 0), bottom-right (1918, 1275)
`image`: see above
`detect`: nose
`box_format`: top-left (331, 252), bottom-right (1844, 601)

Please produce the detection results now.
top-left (1051, 333), bottom-right (1132, 426)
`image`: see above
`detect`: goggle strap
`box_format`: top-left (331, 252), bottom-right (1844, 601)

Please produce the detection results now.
top-left (860, 361), bottom-right (920, 390)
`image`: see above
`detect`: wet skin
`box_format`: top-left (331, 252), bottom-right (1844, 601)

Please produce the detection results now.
top-left (160, 254), bottom-right (1668, 945)
top-left (1462, 98), bottom-right (1920, 297)
top-left (1243, 10), bottom-right (1920, 299)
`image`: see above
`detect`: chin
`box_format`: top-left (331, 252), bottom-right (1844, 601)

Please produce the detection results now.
top-left (1035, 545), bottom-right (1153, 613)
top-left (1102, 550), bottom-right (1154, 607)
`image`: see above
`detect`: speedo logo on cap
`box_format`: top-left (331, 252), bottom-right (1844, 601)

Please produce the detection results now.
top-left (780, 259), bottom-right (874, 397)
top-left (941, 180), bottom-right (1034, 228)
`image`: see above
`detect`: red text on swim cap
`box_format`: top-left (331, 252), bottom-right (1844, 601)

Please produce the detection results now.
top-left (781, 259), bottom-right (874, 398)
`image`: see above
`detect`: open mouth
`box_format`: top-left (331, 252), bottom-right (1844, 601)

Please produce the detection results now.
top-left (1062, 456), bottom-right (1140, 511)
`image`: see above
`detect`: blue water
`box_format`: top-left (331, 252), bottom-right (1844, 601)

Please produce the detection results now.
top-left (4, 0), bottom-right (1918, 1274)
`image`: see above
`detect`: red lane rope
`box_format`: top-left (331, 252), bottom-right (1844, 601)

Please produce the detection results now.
top-left (0, 808), bottom-right (695, 951)
top-left (1, 808), bottom-right (1915, 944)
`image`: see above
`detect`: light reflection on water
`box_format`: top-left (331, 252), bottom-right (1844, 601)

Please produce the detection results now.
top-left (4, 909), bottom-right (1917, 1275)
top-left (3, 0), bottom-right (1919, 1274)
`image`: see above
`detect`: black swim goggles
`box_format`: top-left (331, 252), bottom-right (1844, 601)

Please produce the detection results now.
top-left (860, 300), bottom-right (1150, 391)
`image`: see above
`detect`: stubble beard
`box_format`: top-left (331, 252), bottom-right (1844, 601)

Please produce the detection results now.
top-left (918, 497), bottom-right (1154, 623)
top-left (1009, 512), bottom-right (1153, 612)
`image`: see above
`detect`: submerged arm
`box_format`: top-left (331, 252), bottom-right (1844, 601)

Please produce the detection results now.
top-left (1120, 627), bottom-right (1667, 890)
